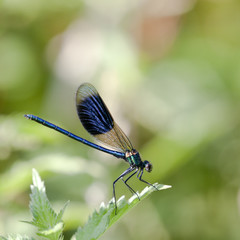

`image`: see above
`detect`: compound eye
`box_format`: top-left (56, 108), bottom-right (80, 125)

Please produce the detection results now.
top-left (144, 161), bottom-right (153, 172)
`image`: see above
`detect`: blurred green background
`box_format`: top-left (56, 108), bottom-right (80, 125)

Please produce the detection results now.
top-left (1, 0), bottom-right (240, 239)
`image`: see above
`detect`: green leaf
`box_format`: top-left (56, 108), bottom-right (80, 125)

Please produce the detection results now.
top-left (56, 201), bottom-right (70, 223)
top-left (73, 183), bottom-right (171, 240)
top-left (0, 234), bottom-right (35, 240)
top-left (27, 169), bottom-right (69, 240)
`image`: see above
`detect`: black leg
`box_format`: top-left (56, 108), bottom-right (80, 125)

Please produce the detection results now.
top-left (138, 169), bottom-right (158, 191)
top-left (113, 167), bottom-right (135, 214)
top-left (122, 168), bottom-right (140, 200)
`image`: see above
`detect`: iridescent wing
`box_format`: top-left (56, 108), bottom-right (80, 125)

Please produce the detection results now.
top-left (76, 83), bottom-right (133, 152)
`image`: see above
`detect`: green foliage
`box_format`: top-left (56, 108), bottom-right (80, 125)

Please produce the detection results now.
top-left (0, 169), bottom-right (170, 240)
top-left (74, 184), bottom-right (170, 240)
top-left (0, 235), bottom-right (34, 240)
top-left (27, 169), bottom-right (69, 240)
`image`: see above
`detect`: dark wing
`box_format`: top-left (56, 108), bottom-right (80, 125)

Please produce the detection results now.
top-left (76, 83), bottom-right (133, 152)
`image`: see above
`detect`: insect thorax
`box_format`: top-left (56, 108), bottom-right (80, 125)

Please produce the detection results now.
top-left (125, 149), bottom-right (143, 168)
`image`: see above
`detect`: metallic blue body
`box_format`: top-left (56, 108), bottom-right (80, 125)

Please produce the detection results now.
top-left (25, 83), bottom-right (156, 214)
top-left (25, 114), bottom-right (125, 159)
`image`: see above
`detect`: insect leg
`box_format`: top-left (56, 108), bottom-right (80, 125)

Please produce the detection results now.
top-left (113, 167), bottom-right (135, 214)
top-left (137, 169), bottom-right (158, 191)
top-left (122, 168), bottom-right (140, 200)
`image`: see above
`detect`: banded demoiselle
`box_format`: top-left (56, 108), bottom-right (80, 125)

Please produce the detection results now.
top-left (25, 83), bottom-right (156, 213)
